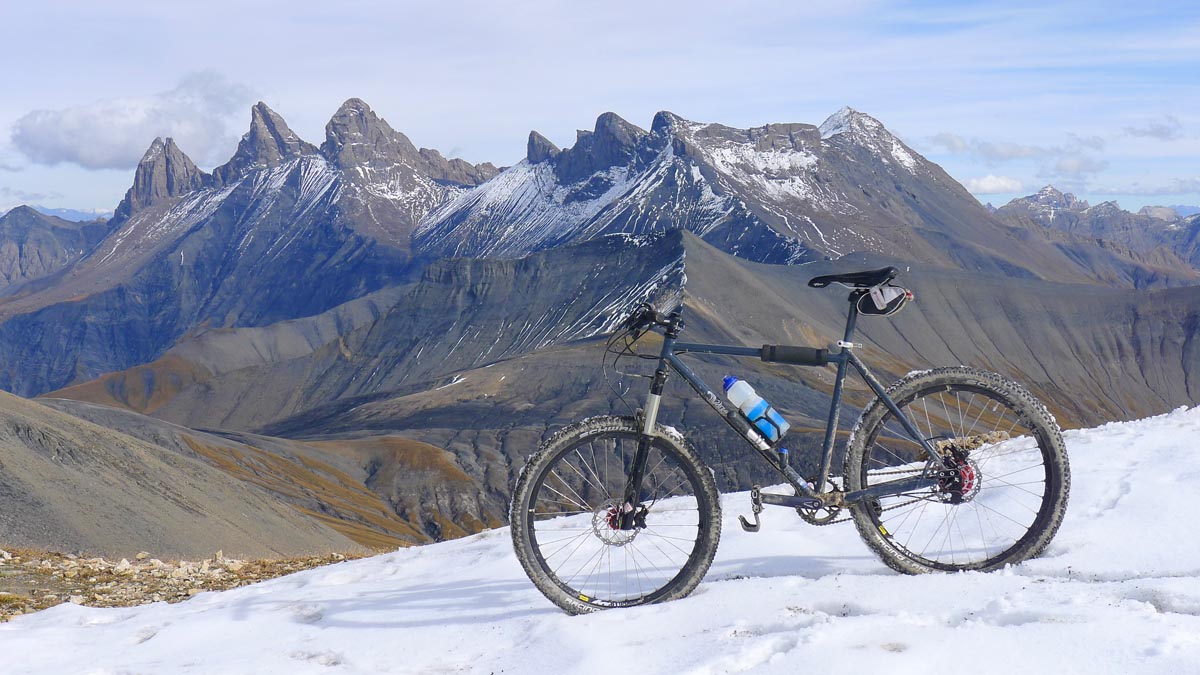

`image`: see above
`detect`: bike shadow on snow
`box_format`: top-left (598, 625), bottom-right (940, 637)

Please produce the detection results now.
top-left (222, 576), bottom-right (562, 629)
top-left (705, 552), bottom-right (890, 582)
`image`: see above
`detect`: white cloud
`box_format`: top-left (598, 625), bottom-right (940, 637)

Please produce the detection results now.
top-left (1051, 155), bottom-right (1109, 177)
top-left (929, 132), bottom-right (969, 153)
top-left (10, 72), bottom-right (257, 170)
top-left (965, 174), bottom-right (1023, 194)
top-left (0, 186), bottom-right (60, 212)
top-left (1092, 177), bottom-right (1200, 196)
top-left (1123, 115), bottom-right (1185, 141)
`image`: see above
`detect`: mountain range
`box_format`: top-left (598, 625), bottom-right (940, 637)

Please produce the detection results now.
top-left (3, 100), bottom-right (1200, 554)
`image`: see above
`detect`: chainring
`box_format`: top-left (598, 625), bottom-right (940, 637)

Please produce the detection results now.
top-left (796, 480), bottom-right (845, 525)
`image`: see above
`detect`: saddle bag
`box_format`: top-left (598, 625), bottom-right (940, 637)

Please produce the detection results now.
top-left (857, 284), bottom-right (913, 316)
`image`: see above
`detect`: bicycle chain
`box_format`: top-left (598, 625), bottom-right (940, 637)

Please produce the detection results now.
top-left (800, 469), bottom-right (931, 526)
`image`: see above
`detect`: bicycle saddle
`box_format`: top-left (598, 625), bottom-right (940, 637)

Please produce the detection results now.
top-left (807, 266), bottom-right (899, 289)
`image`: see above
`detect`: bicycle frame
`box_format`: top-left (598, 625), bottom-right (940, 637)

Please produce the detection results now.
top-left (624, 300), bottom-right (943, 517)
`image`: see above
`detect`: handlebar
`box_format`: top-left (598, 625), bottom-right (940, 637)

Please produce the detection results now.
top-left (621, 303), bottom-right (678, 334)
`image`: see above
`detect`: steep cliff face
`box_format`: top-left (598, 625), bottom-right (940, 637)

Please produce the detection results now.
top-left (49, 231), bottom-right (687, 430)
top-left (0, 100), bottom-right (495, 396)
top-left (0, 206), bottom-right (111, 293)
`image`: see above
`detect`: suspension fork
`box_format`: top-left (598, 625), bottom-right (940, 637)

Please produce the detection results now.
top-left (619, 318), bottom-right (679, 528)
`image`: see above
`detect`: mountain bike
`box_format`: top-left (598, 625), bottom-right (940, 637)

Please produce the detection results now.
top-left (510, 266), bottom-right (1070, 614)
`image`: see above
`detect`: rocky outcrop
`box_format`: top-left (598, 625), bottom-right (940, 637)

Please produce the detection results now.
top-left (0, 549), bottom-right (355, 621)
top-left (526, 131), bottom-right (560, 164)
top-left (0, 99), bottom-right (497, 396)
top-left (0, 206), bottom-right (111, 292)
top-left (996, 186), bottom-right (1200, 279)
top-left (419, 108), bottom-right (1189, 287)
top-left (552, 112), bottom-right (650, 184)
top-left (111, 138), bottom-right (208, 222)
top-left (321, 98), bottom-right (496, 186)
top-left (212, 102), bottom-right (319, 185)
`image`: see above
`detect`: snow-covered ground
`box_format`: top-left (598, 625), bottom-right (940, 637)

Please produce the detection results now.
top-left (5, 408), bottom-right (1200, 674)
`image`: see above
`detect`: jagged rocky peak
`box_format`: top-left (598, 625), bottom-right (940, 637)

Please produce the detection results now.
top-left (651, 110), bottom-right (686, 136)
top-left (1027, 186), bottom-right (1089, 212)
top-left (554, 112), bottom-right (650, 183)
top-left (526, 131), bottom-right (560, 164)
top-left (323, 98), bottom-right (496, 186)
top-left (322, 97), bottom-right (419, 166)
top-left (113, 137), bottom-right (207, 220)
top-left (213, 102), bottom-right (319, 184)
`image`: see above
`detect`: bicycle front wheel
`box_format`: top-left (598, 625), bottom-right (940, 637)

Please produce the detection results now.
top-left (845, 367), bottom-right (1070, 574)
top-left (510, 416), bottom-right (721, 614)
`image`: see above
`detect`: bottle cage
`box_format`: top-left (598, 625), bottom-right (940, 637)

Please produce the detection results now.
top-left (857, 284), bottom-right (913, 316)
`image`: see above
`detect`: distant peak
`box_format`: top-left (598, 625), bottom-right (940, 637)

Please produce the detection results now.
top-left (551, 112), bottom-right (651, 183)
top-left (335, 97), bottom-right (372, 114)
top-left (326, 98), bottom-right (383, 135)
top-left (114, 136), bottom-right (207, 220)
top-left (593, 112), bottom-right (647, 146)
top-left (321, 97), bottom-right (419, 168)
top-left (526, 131), bottom-right (560, 163)
top-left (819, 106), bottom-right (885, 140)
top-left (214, 103), bottom-right (318, 184)
top-left (1024, 185), bottom-right (1088, 211)
top-left (651, 111), bottom-right (686, 135)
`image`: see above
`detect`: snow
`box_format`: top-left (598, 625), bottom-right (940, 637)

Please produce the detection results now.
top-left (819, 107), bottom-right (918, 176)
top-left (6, 409), bottom-right (1200, 674)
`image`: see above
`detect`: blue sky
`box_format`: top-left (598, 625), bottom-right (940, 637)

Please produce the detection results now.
top-left (1, 0), bottom-right (1197, 214)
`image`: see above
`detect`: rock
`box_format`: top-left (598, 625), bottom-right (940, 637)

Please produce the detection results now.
top-left (136, 552), bottom-right (150, 560)
top-left (0, 549), bottom-right (11, 560)
top-left (187, 588), bottom-right (204, 597)
top-left (68, 595), bottom-right (84, 604)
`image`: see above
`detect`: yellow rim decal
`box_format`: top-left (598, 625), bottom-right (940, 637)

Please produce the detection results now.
top-left (879, 525), bottom-right (890, 536)
top-left (579, 594), bottom-right (590, 602)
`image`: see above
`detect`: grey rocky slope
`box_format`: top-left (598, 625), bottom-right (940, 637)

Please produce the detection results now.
top-left (417, 108), bottom-right (1182, 287)
top-left (1, 106), bottom-right (1185, 399)
top-left (0, 392), bottom-right (363, 558)
top-left (35, 398), bottom-right (497, 546)
top-left (51, 232), bottom-right (1200, 511)
top-left (0, 100), bottom-right (495, 397)
top-left (0, 206), bottom-right (111, 294)
top-left (49, 232), bottom-right (685, 430)
top-left (996, 186), bottom-right (1200, 279)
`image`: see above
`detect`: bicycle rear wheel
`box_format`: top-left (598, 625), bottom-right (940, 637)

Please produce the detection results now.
top-left (844, 367), bottom-right (1069, 574)
top-left (510, 416), bottom-right (721, 614)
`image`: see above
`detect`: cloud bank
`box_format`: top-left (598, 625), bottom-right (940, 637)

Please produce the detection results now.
top-left (965, 175), bottom-right (1023, 194)
top-left (10, 73), bottom-right (257, 170)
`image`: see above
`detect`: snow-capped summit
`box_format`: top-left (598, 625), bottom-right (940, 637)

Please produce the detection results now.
top-left (818, 105), bottom-right (876, 139)
top-left (416, 107), bottom-right (1064, 276)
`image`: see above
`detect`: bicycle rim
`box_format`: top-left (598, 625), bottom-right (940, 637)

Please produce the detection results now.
top-left (858, 381), bottom-right (1058, 570)
top-left (525, 430), bottom-right (712, 607)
